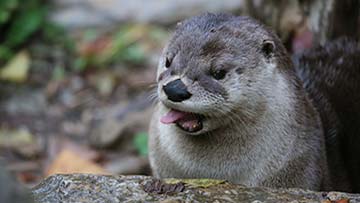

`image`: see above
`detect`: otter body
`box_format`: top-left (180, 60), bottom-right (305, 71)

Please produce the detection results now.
top-left (294, 38), bottom-right (360, 192)
top-left (149, 13), bottom-right (359, 191)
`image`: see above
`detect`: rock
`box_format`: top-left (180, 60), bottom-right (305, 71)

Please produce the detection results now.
top-left (32, 174), bottom-right (360, 203)
top-left (50, 0), bottom-right (244, 28)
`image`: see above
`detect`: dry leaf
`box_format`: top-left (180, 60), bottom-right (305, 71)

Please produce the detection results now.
top-left (0, 128), bottom-right (34, 147)
top-left (46, 149), bottom-right (109, 176)
top-left (0, 51), bottom-right (30, 82)
top-left (335, 199), bottom-right (349, 203)
top-left (321, 199), bottom-right (350, 203)
top-left (78, 36), bottom-right (112, 57)
top-left (17, 171), bottom-right (38, 183)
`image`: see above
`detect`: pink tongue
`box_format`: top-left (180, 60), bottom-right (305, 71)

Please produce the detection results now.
top-left (160, 109), bottom-right (188, 124)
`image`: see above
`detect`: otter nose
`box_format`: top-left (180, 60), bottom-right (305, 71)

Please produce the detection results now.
top-left (163, 79), bottom-right (192, 102)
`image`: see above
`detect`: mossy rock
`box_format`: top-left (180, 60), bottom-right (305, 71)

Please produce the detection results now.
top-left (32, 174), bottom-right (360, 203)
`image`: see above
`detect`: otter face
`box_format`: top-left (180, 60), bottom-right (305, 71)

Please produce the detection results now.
top-left (156, 14), bottom-right (285, 135)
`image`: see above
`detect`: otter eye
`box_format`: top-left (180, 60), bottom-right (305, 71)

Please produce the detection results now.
top-left (211, 69), bottom-right (227, 80)
top-left (165, 57), bottom-right (172, 68)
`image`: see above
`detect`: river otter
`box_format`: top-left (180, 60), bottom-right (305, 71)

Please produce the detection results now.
top-left (149, 13), bottom-right (359, 192)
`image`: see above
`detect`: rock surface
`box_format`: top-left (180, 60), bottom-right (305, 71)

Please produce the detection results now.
top-left (32, 174), bottom-right (360, 203)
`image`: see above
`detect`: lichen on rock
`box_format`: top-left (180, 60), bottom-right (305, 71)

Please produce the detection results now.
top-left (32, 174), bottom-right (360, 203)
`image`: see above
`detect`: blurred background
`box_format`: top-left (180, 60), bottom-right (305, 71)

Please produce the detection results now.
top-left (0, 0), bottom-right (359, 189)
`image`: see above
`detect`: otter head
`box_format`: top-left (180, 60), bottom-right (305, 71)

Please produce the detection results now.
top-left (156, 13), bottom-right (291, 135)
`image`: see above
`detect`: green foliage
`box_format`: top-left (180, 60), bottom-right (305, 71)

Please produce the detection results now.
top-left (0, 0), bottom-right (18, 25)
top-left (108, 26), bottom-right (147, 64)
top-left (0, 0), bottom-right (168, 78)
top-left (0, 46), bottom-right (13, 60)
top-left (0, 0), bottom-right (46, 62)
top-left (42, 22), bottom-right (74, 50)
top-left (73, 58), bottom-right (88, 72)
top-left (0, 0), bottom-right (75, 82)
top-left (52, 66), bottom-right (65, 81)
top-left (119, 43), bottom-right (146, 63)
top-left (133, 132), bottom-right (149, 156)
top-left (76, 24), bottom-right (167, 70)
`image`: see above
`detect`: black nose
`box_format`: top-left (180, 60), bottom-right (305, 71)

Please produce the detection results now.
top-left (163, 79), bottom-right (192, 102)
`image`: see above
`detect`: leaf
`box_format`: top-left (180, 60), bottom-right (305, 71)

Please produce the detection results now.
top-left (4, 3), bottom-right (45, 48)
top-left (165, 179), bottom-right (226, 188)
top-left (0, 0), bottom-right (18, 25)
top-left (0, 10), bottom-right (10, 24)
top-left (52, 66), bottom-right (65, 81)
top-left (0, 45), bottom-right (14, 61)
top-left (0, 50), bottom-right (30, 82)
top-left (73, 57), bottom-right (88, 72)
top-left (133, 132), bottom-right (148, 156)
top-left (93, 24), bottom-right (147, 65)
top-left (0, 0), bottom-right (18, 9)
top-left (83, 29), bottom-right (99, 42)
top-left (0, 128), bottom-right (34, 147)
top-left (121, 43), bottom-right (146, 63)
top-left (94, 72), bottom-right (115, 96)
top-left (0, 128), bottom-right (40, 158)
top-left (42, 22), bottom-right (73, 49)
top-left (46, 149), bottom-right (109, 176)
top-left (335, 199), bottom-right (349, 203)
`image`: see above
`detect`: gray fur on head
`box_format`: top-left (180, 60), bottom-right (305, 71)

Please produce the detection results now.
top-left (149, 13), bottom-right (331, 191)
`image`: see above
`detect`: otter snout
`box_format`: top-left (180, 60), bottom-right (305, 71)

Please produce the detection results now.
top-left (163, 79), bottom-right (192, 102)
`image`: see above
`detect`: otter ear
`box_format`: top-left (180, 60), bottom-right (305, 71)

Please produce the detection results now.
top-left (165, 56), bottom-right (172, 68)
top-left (261, 40), bottom-right (275, 59)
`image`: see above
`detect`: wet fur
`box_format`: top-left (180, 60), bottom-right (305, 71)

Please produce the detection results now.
top-left (148, 13), bottom-right (357, 191)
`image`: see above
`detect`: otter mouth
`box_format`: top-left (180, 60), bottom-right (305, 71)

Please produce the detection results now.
top-left (160, 109), bottom-right (204, 133)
